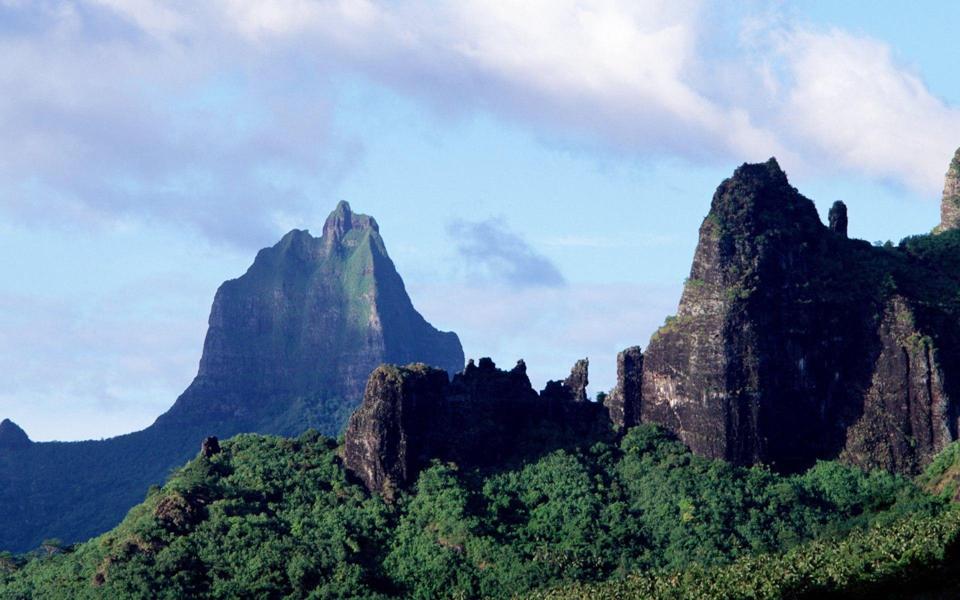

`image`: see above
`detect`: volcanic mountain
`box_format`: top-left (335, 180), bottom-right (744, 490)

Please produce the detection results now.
top-left (0, 201), bottom-right (463, 552)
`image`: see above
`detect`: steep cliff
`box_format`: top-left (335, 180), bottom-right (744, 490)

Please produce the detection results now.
top-left (937, 148), bottom-right (960, 232)
top-left (604, 346), bottom-right (643, 431)
top-left (343, 358), bottom-right (610, 496)
top-left (0, 201), bottom-right (463, 552)
top-left (639, 157), bottom-right (960, 474)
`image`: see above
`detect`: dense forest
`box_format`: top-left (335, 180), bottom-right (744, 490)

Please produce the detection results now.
top-left (3, 425), bottom-right (958, 599)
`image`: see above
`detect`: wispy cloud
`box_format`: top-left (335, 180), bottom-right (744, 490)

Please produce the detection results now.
top-left (448, 218), bottom-right (566, 288)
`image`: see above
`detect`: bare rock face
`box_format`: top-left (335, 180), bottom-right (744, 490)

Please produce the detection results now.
top-left (639, 158), bottom-right (960, 474)
top-left (342, 364), bottom-right (451, 498)
top-left (344, 358), bottom-right (609, 496)
top-left (829, 201), bottom-right (848, 237)
top-left (0, 419), bottom-right (30, 451)
top-left (541, 358), bottom-right (590, 403)
top-left (200, 436), bottom-right (221, 458)
top-left (605, 347), bottom-right (643, 431)
top-left (842, 297), bottom-right (951, 473)
top-left (565, 359), bottom-right (590, 402)
top-left (939, 148), bottom-right (960, 232)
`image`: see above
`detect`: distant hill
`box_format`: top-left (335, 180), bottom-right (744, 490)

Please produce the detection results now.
top-left (0, 201), bottom-right (463, 552)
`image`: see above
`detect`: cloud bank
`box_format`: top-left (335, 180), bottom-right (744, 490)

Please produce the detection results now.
top-left (1, 1), bottom-right (958, 246)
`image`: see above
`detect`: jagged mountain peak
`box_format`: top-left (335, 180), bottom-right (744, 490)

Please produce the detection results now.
top-left (158, 200), bottom-right (463, 433)
top-left (269, 203), bottom-right (382, 264)
top-left (322, 200), bottom-right (379, 247)
top-left (0, 418), bottom-right (31, 449)
top-left (708, 158), bottom-right (821, 235)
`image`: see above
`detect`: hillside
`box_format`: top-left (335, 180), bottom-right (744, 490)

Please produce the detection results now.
top-left (0, 424), bottom-right (951, 599)
top-left (0, 201), bottom-right (463, 552)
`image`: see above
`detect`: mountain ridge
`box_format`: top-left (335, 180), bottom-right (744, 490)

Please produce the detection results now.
top-left (0, 201), bottom-right (463, 552)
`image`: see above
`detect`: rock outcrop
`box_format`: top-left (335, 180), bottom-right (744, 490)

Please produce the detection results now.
top-left (344, 358), bottom-right (609, 496)
top-left (604, 347), bottom-right (643, 431)
top-left (0, 201), bottom-right (464, 552)
top-left (829, 200), bottom-right (848, 237)
top-left (841, 297), bottom-right (952, 473)
top-left (0, 419), bottom-right (30, 450)
top-left (200, 436), bottom-right (221, 458)
top-left (638, 157), bottom-right (960, 474)
top-left (939, 148), bottom-right (960, 232)
top-left (540, 358), bottom-right (590, 403)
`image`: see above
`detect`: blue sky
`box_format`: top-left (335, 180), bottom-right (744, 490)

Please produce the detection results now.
top-left (2, 1), bottom-right (959, 440)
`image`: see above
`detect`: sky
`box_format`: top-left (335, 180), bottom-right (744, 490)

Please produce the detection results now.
top-left (3, 1), bottom-right (960, 441)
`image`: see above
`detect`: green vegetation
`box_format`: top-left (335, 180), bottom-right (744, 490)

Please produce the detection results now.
top-left (531, 510), bottom-right (960, 599)
top-left (2, 426), bottom-right (954, 599)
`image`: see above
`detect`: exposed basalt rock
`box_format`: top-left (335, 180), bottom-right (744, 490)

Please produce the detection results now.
top-left (0, 419), bottom-right (30, 450)
top-left (565, 359), bottom-right (590, 402)
top-left (842, 297), bottom-right (951, 473)
top-left (829, 200), bottom-right (848, 237)
top-left (541, 359), bottom-right (590, 403)
top-left (605, 347), bottom-right (643, 430)
top-left (344, 358), bottom-right (609, 496)
top-left (200, 436), bottom-right (221, 458)
top-left (640, 157), bottom-right (960, 474)
top-left (938, 148), bottom-right (960, 232)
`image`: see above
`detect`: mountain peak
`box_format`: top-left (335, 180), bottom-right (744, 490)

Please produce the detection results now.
top-left (0, 419), bottom-right (31, 450)
top-left (708, 157), bottom-right (819, 236)
top-left (159, 200), bottom-right (463, 436)
top-left (322, 200), bottom-right (379, 247)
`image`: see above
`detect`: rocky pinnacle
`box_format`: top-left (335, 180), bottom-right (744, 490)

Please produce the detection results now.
top-left (828, 201), bottom-right (848, 237)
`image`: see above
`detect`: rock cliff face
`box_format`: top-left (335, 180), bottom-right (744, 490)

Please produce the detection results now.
top-left (841, 296), bottom-right (952, 473)
top-left (343, 358), bottom-right (610, 496)
top-left (638, 157), bottom-right (960, 474)
top-left (604, 347), bottom-right (643, 431)
top-left (0, 201), bottom-right (463, 552)
top-left (938, 149), bottom-right (960, 232)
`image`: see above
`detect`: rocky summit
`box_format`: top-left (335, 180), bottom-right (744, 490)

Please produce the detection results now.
top-left (637, 156), bottom-right (960, 474)
top-left (0, 419), bottom-right (30, 451)
top-left (154, 200), bottom-right (463, 434)
top-left (0, 201), bottom-right (463, 552)
top-left (343, 357), bottom-right (610, 497)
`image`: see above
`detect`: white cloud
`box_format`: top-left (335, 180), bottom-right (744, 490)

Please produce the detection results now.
top-left (770, 27), bottom-right (960, 193)
top-left (1, 0), bottom-right (957, 246)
